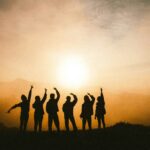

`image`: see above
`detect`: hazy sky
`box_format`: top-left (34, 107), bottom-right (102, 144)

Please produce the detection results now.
top-left (0, 0), bottom-right (150, 92)
top-left (0, 0), bottom-right (150, 128)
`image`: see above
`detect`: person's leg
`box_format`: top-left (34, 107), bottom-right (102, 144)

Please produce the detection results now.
top-left (54, 114), bottom-right (60, 132)
top-left (64, 115), bottom-right (69, 131)
top-left (82, 118), bottom-right (86, 130)
top-left (70, 116), bottom-right (77, 131)
top-left (39, 116), bottom-right (43, 132)
top-left (48, 115), bottom-right (53, 132)
top-left (98, 117), bottom-right (101, 129)
top-left (20, 116), bottom-right (23, 132)
top-left (23, 114), bottom-right (29, 132)
top-left (34, 115), bottom-right (38, 132)
top-left (87, 116), bottom-right (92, 130)
top-left (101, 115), bottom-right (106, 129)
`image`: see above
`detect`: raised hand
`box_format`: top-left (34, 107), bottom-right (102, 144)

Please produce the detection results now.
top-left (70, 93), bottom-right (74, 96)
top-left (87, 93), bottom-right (91, 96)
top-left (31, 85), bottom-right (34, 89)
top-left (7, 109), bottom-right (11, 113)
top-left (101, 88), bottom-right (103, 92)
top-left (45, 88), bottom-right (47, 92)
top-left (53, 87), bottom-right (57, 91)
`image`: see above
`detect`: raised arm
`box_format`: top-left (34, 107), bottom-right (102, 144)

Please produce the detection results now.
top-left (54, 87), bottom-right (60, 102)
top-left (7, 103), bottom-right (21, 113)
top-left (27, 85), bottom-right (33, 102)
top-left (70, 93), bottom-right (78, 106)
top-left (100, 88), bottom-right (103, 97)
top-left (41, 88), bottom-right (47, 104)
top-left (87, 93), bottom-right (95, 104)
top-left (100, 88), bottom-right (105, 105)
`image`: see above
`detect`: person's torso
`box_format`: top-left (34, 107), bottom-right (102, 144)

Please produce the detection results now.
top-left (20, 101), bottom-right (30, 115)
top-left (82, 102), bottom-right (93, 116)
top-left (96, 102), bottom-right (105, 115)
top-left (34, 102), bottom-right (44, 115)
top-left (63, 103), bottom-right (73, 116)
top-left (47, 100), bottom-right (58, 114)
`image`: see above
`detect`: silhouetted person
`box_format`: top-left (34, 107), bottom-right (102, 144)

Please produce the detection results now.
top-left (32, 88), bottom-right (47, 132)
top-left (62, 93), bottom-right (78, 131)
top-left (7, 85), bottom-right (33, 132)
top-left (95, 88), bottom-right (106, 129)
top-left (46, 87), bottom-right (60, 132)
top-left (80, 93), bottom-right (95, 130)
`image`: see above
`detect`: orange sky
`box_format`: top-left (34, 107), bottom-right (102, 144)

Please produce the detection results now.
top-left (0, 0), bottom-right (150, 129)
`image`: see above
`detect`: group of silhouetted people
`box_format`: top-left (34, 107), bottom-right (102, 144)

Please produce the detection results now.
top-left (7, 86), bottom-right (106, 132)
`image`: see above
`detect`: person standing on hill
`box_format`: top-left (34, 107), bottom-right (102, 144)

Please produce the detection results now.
top-left (62, 93), bottom-right (78, 131)
top-left (80, 93), bottom-right (95, 130)
top-left (7, 85), bottom-right (33, 132)
top-left (32, 88), bottom-right (47, 132)
top-left (46, 87), bottom-right (60, 132)
top-left (95, 88), bottom-right (106, 129)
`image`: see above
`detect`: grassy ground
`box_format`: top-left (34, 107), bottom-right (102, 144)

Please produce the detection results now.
top-left (0, 123), bottom-right (150, 150)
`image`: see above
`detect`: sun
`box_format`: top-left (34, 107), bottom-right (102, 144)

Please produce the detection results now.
top-left (57, 56), bottom-right (89, 88)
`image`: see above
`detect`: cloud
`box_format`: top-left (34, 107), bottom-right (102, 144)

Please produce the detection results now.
top-left (0, 0), bottom-right (149, 83)
top-left (122, 62), bottom-right (150, 71)
top-left (0, 0), bottom-right (17, 11)
top-left (82, 0), bottom-right (150, 38)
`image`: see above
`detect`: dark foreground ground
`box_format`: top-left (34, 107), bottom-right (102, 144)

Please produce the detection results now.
top-left (0, 123), bottom-right (150, 150)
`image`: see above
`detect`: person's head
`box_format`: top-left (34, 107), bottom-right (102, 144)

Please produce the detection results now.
top-left (21, 95), bottom-right (27, 102)
top-left (97, 96), bottom-right (101, 102)
top-left (66, 96), bottom-right (71, 103)
top-left (50, 93), bottom-right (55, 99)
top-left (35, 96), bottom-right (40, 103)
top-left (84, 95), bottom-right (89, 103)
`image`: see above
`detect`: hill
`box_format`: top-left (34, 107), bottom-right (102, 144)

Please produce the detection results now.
top-left (0, 122), bottom-right (150, 150)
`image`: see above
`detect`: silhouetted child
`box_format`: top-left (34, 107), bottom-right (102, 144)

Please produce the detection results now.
top-left (7, 85), bottom-right (33, 132)
top-left (80, 93), bottom-right (95, 130)
top-left (32, 88), bottom-right (47, 132)
top-left (95, 88), bottom-right (106, 129)
top-left (62, 93), bottom-right (78, 131)
top-left (46, 87), bottom-right (60, 132)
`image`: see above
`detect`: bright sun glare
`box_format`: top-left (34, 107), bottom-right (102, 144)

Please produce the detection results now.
top-left (58, 56), bottom-right (88, 88)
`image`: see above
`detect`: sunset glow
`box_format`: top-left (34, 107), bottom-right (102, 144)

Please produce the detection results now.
top-left (57, 56), bottom-right (89, 88)
top-left (0, 0), bottom-right (150, 130)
